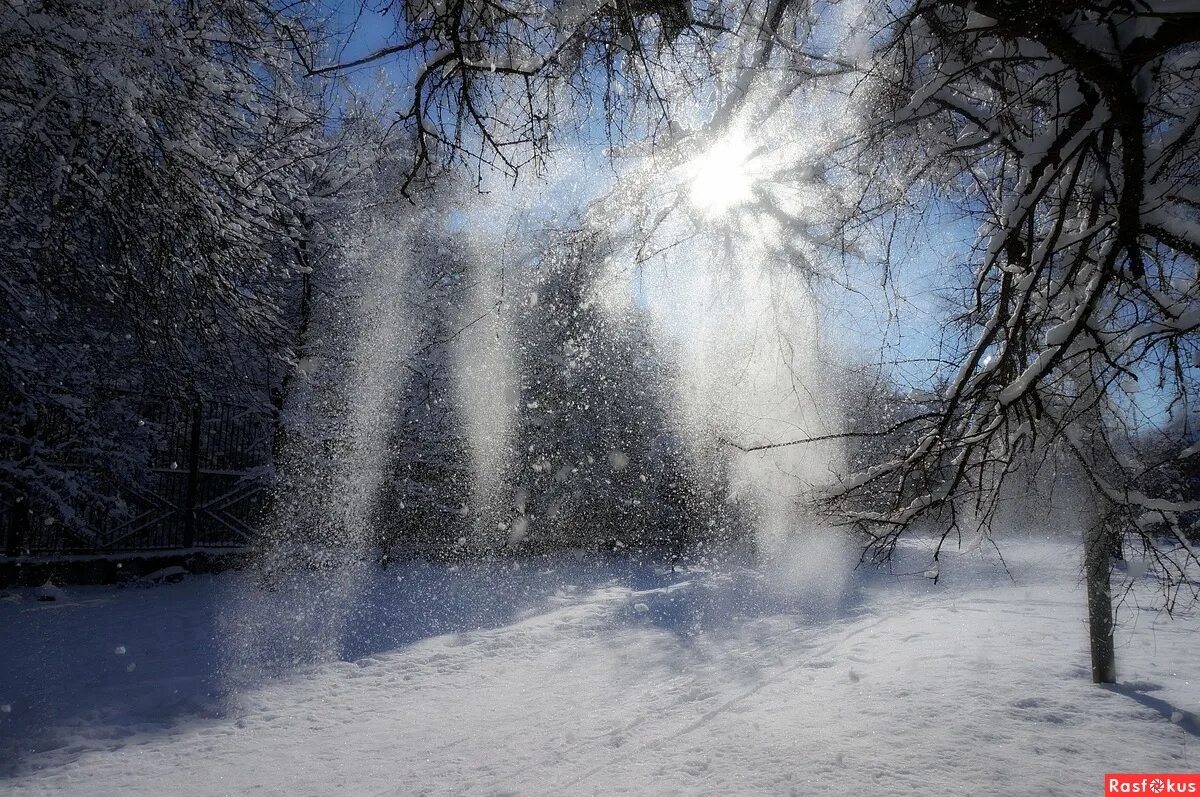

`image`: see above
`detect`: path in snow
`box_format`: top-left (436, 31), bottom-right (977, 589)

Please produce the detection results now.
top-left (1, 535), bottom-right (1197, 795)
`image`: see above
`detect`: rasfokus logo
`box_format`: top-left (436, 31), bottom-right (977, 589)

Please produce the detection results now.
top-left (1106, 774), bottom-right (1200, 795)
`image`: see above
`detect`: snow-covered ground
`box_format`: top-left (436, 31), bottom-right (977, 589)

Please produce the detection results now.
top-left (1, 533), bottom-right (1197, 796)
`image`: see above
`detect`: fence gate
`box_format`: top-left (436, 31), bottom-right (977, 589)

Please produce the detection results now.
top-left (3, 397), bottom-right (273, 556)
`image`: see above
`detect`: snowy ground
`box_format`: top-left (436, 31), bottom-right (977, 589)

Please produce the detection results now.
top-left (1, 533), bottom-right (1197, 796)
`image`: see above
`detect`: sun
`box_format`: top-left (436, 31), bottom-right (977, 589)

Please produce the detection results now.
top-left (687, 134), bottom-right (757, 218)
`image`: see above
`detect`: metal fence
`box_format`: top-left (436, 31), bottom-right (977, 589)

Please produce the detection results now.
top-left (3, 397), bottom-right (273, 556)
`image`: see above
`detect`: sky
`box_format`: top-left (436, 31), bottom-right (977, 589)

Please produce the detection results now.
top-left (312, 1), bottom-right (974, 394)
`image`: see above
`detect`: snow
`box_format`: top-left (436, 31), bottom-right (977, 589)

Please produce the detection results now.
top-left (140, 566), bottom-right (189, 584)
top-left (32, 582), bottom-right (63, 603)
top-left (1, 537), bottom-right (1197, 796)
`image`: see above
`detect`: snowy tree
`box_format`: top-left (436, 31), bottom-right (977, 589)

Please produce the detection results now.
top-left (505, 229), bottom-right (711, 553)
top-left (820, 0), bottom-right (1200, 683)
top-left (302, 0), bottom-right (841, 193)
top-left (306, 0), bottom-right (1200, 683)
top-left (372, 212), bottom-right (475, 559)
top-left (0, 0), bottom-right (329, 543)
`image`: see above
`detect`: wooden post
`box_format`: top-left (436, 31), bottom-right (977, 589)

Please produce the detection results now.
top-left (182, 401), bottom-right (203, 549)
top-left (6, 497), bottom-right (29, 557)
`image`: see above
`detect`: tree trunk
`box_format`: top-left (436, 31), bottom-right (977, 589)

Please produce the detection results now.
top-left (1084, 518), bottom-right (1116, 684)
top-left (1074, 357), bottom-right (1118, 685)
top-left (271, 218), bottom-right (315, 466)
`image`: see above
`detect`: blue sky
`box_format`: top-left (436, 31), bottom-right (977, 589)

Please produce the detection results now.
top-left (313, 2), bottom-right (983, 393)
